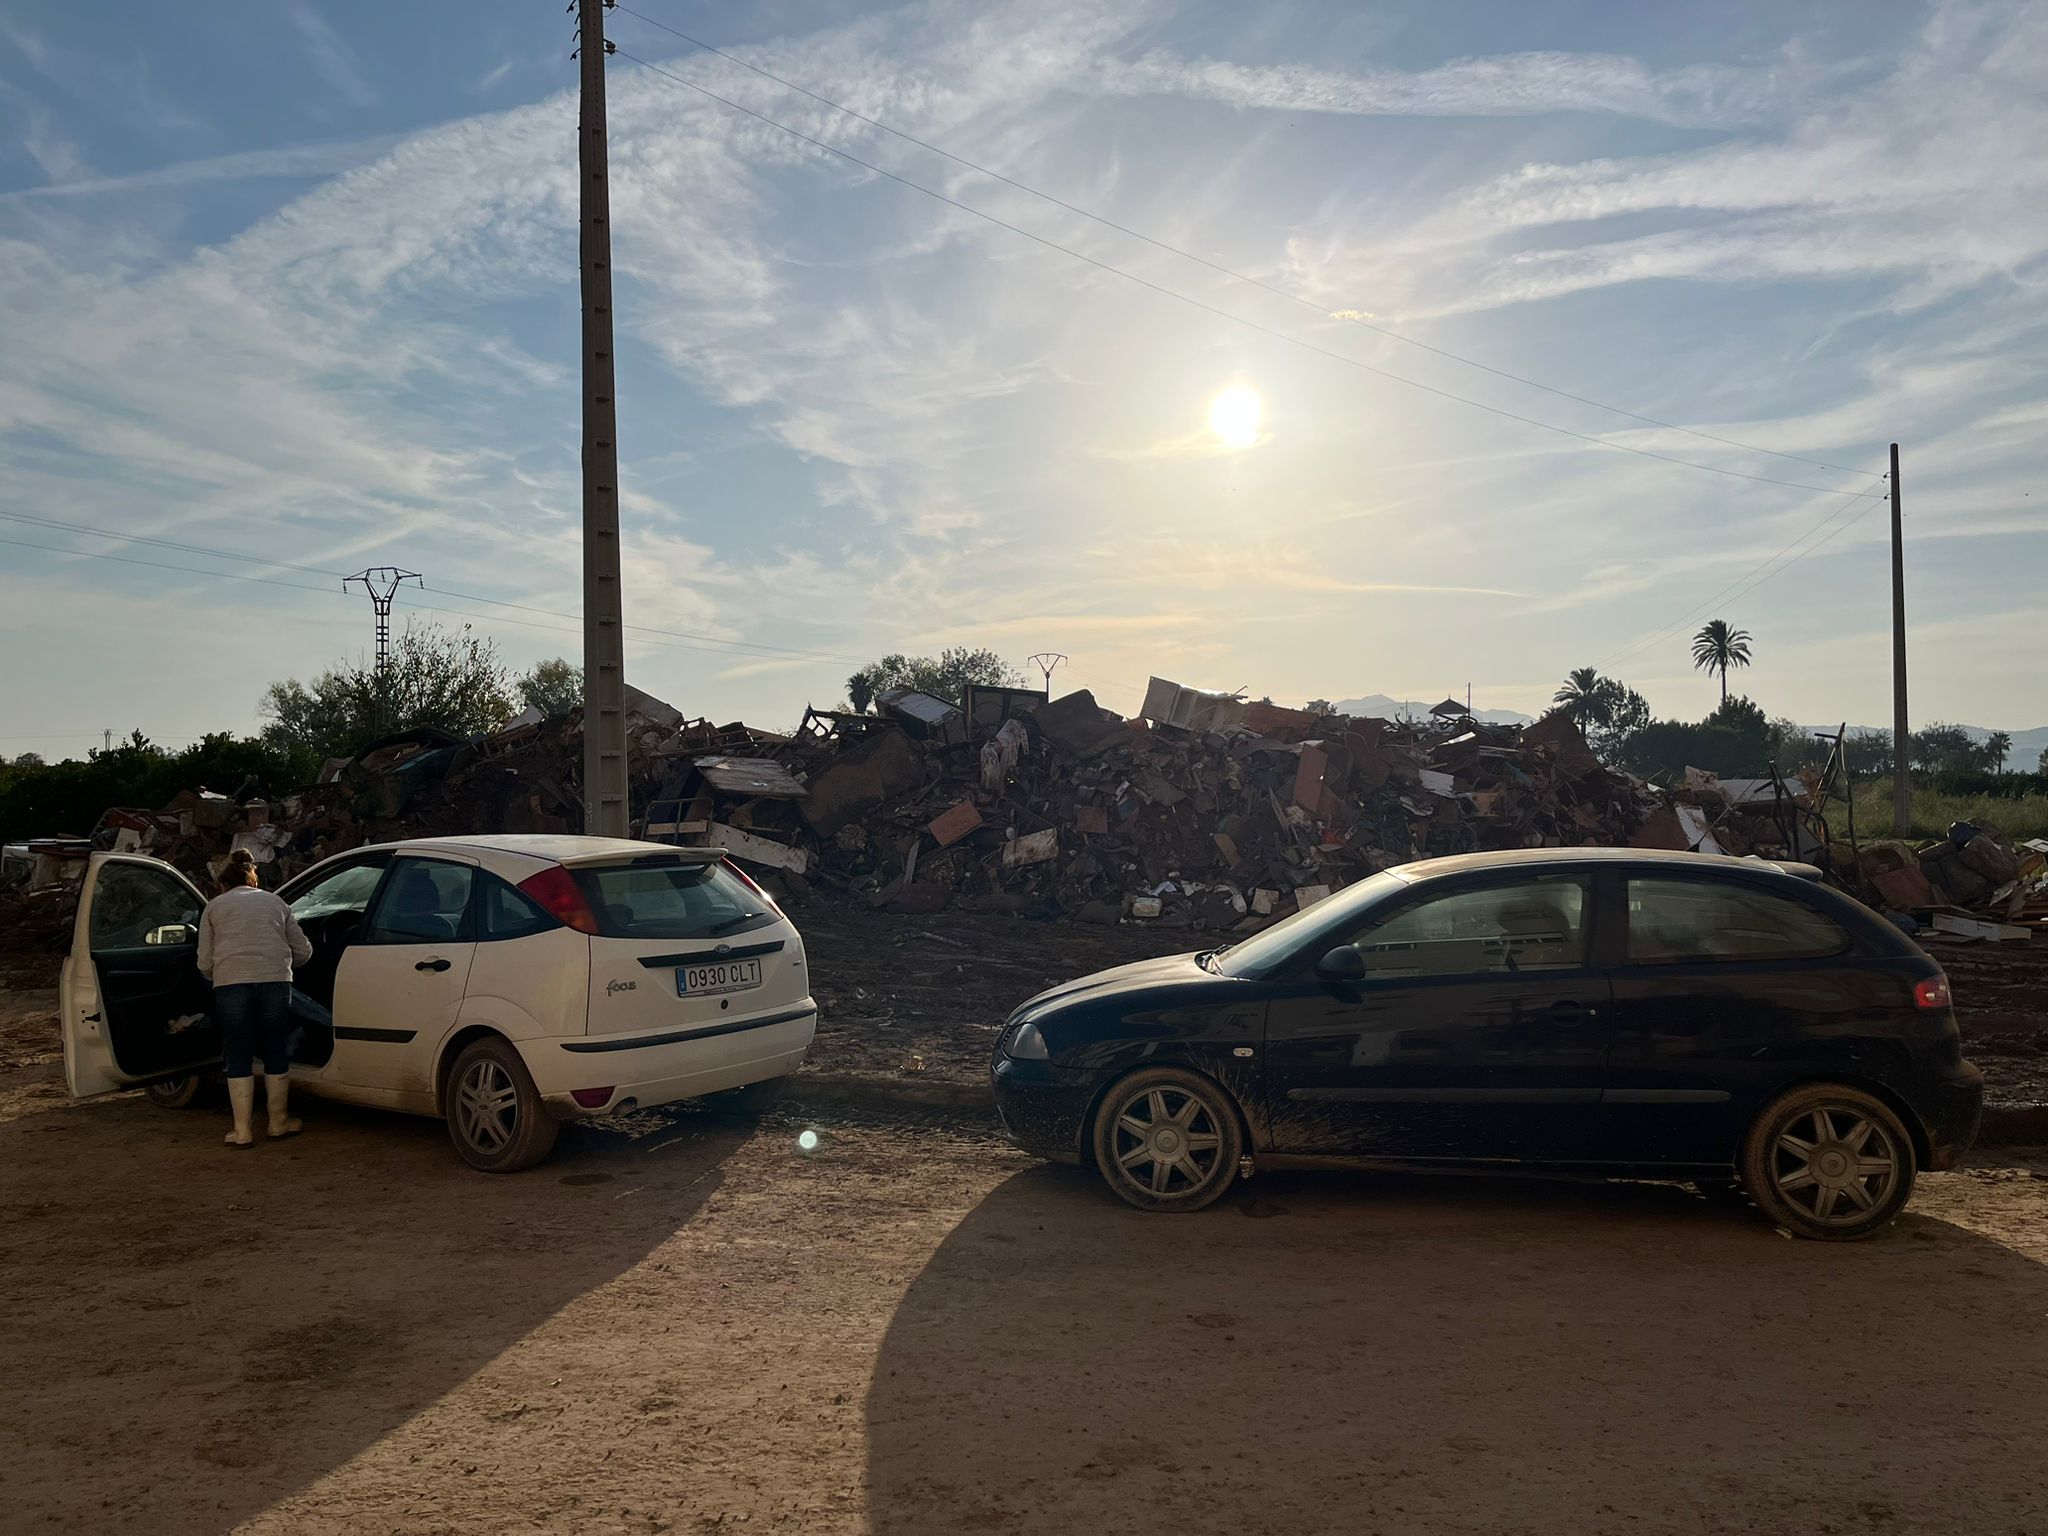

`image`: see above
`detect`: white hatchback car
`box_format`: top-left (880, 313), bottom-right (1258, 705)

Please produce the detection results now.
top-left (59, 834), bottom-right (816, 1170)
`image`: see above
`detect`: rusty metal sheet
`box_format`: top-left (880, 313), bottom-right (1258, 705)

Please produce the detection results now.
top-left (927, 799), bottom-right (983, 849)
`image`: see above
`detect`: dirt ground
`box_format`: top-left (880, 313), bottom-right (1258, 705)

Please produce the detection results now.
top-left (5, 982), bottom-right (2048, 1534)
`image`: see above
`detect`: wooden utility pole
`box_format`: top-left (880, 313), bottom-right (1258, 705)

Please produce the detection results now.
top-left (578, 0), bottom-right (629, 837)
top-left (1889, 442), bottom-right (1910, 836)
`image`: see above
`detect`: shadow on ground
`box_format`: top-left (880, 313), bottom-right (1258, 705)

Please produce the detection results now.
top-left (867, 1164), bottom-right (2048, 1535)
top-left (0, 1089), bottom-right (746, 1533)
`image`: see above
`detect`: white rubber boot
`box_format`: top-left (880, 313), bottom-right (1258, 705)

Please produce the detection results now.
top-left (224, 1077), bottom-right (256, 1147)
top-left (265, 1074), bottom-right (303, 1139)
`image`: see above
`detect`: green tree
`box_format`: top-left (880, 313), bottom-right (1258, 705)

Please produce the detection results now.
top-left (1620, 695), bottom-right (1771, 778)
top-left (260, 621), bottom-right (514, 759)
top-left (1690, 619), bottom-right (1754, 705)
top-left (517, 657), bottom-right (582, 719)
top-left (1305, 699), bottom-right (1335, 715)
top-left (2039, 744), bottom-right (2048, 775)
top-left (1552, 666), bottom-right (1615, 726)
top-left (846, 647), bottom-right (1021, 712)
top-left (1587, 685), bottom-right (1650, 762)
top-left (1911, 722), bottom-right (2007, 775)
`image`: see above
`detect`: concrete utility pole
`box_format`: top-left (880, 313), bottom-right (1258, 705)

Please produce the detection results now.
top-left (1889, 443), bottom-right (1910, 836)
top-left (577, 0), bottom-right (629, 838)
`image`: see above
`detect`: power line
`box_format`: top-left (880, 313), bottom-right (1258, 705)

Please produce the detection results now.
top-left (1593, 478), bottom-right (1892, 676)
top-left (0, 507), bottom-right (868, 664)
top-left (614, 7), bottom-right (1875, 481)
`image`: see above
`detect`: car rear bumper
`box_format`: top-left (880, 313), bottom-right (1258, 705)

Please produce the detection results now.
top-left (1915, 1060), bottom-right (1984, 1172)
top-left (524, 1002), bottom-right (817, 1118)
top-left (990, 1054), bottom-right (1099, 1164)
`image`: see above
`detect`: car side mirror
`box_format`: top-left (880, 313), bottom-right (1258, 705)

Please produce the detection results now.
top-left (1316, 945), bottom-right (1366, 982)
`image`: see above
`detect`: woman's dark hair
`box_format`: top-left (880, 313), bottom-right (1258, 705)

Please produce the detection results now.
top-left (218, 850), bottom-right (259, 892)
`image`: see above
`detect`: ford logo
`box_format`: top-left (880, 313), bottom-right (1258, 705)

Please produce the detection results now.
top-left (714, 943), bottom-right (731, 955)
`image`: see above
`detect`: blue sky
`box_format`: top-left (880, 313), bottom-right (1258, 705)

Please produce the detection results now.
top-left (1, 0), bottom-right (2043, 760)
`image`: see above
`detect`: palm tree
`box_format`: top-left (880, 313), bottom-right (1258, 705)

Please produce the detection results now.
top-left (1690, 620), bottom-right (1753, 704)
top-left (1552, 667), bottom-right (1612, 726)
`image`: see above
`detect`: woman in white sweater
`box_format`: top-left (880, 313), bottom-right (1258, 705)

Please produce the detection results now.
top-left (197, 849), bottom-right (314, 1148)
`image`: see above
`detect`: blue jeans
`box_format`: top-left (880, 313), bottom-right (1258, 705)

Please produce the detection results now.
top-left (215, 981), bottom-right (292, 1078)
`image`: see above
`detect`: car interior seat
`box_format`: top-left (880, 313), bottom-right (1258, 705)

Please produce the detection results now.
top-left (387, 867), bottom-right (460, 941)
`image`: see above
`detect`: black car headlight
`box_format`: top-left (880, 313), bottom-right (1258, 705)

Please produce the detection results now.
top-left (1004, 1020), bottom-right (1050, 1061)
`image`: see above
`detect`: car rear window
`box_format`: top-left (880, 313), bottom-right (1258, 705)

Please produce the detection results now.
top-left (1627, 877), bottom-right (1849, 963)
top-left (571, 860), bottom-right (774, 940)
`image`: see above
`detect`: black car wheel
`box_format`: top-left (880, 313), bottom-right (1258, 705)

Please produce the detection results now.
top-left (143, 1074), bottom-right (205, 1110)
top-left (1090, 1067), bottom-right (1244, 1213)
top-left (1740, 1084), bottom-right (1916, 1241)
top-left (446, 1037), bottom-right (560, 1173)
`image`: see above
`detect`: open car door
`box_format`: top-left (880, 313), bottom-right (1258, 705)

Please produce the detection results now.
top-left (59, 853), bottom-right (220, 1097)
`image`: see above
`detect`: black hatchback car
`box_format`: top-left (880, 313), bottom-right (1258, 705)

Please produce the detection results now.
top-left (991, 848), bottom-right (1982, 1239)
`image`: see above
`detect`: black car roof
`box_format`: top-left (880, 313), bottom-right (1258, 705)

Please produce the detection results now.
top-left (1388, 847), bottom-right (1823, 883)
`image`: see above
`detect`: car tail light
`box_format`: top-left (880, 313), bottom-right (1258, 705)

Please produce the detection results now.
top-left (1913, 975), bottom-right (1953, 1010)
top-left (570, 1086), bottom-right (614, 1109)
top-left (721, 857), bottom-right (784, 918)
top-left (517, 866), bottom-right (602, 935)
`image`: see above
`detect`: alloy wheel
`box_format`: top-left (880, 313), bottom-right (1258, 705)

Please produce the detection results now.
top-left (1108, 1084), bottom-right (1225, 1200)
top-left (456, 1059), bottom-right (519, 1155)
top-left (1767, 1104), bottom-right (1901, 1227)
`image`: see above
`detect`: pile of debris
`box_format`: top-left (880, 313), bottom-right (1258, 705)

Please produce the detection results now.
top-left (643, 679), bottom-right (1647, 931)
top-left (1626, 766), bottom-right (1828, 864)
top-left (0, 677), bottom-right (1658, 940)
top-left (41, 671), bottom-right (2038, 947)
top-left (1853, 824), bottom-right (2048, 943)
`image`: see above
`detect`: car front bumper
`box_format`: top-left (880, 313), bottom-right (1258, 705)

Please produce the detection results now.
top-left (526, 1005), bottom-right (817, 1118)
top-left (990, 1054), bottom-right (1101, 1164)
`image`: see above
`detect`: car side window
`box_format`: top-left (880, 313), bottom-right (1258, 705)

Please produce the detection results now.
top-left (477, 873), bottom-right (560, 941)
top-left (288, 857), bottom-right (389, 924)
top-left (1626, 878), bottom-right (1848, 963)
top-left (90, 863), bottom-right (202, 951)
top-left (1348, 875), bottom-right (1588, 978)
top-left (363, 858), bottom-right (475, 945)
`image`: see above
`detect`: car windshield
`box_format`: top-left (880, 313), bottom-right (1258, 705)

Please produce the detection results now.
top-left (1213, 870), bottom-right (1409, 978)
top-left (571, 859), bottom-right (775, 940)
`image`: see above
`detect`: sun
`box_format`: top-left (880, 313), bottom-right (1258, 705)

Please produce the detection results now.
top-left (1207, 385), bottom-right (1262, 449)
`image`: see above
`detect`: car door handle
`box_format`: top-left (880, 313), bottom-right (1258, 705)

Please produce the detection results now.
top-left (415, 958), bottom-right (452, 973)
top-left (1549, 1000), bottom-right (1596, 1023)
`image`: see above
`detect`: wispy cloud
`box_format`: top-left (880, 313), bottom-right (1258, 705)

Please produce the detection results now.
top-left (0, 133), bottom-right (402, 201)
top-left (284, 0), bottom-right (379, 110)
top-left (1100, 45), bottom-right (1837, 129)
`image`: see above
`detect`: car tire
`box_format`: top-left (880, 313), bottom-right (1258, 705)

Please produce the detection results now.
top-left (1090, 1066), bottom-right (1244, 1213)
top-left (1740, 1083), bottom-right (1916, 1241)
top-left (144, 1074), bottom-right (206, 1110)
top-left (446, 1036), bottom-right (560, 1174)
top-left (703, 1075), bottom-right (788, 1116)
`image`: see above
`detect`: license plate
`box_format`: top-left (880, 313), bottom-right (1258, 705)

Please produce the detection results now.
top-left (676, 958), bottom-right (762, 997)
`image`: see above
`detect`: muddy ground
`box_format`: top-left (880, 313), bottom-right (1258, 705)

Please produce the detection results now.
top-left (4, 988), bottom-right (2048, 1534)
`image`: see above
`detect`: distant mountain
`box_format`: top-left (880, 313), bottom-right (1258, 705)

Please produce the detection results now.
top-left (1815, 723), bottom-right (2047, 774)
top-left (1331, 694), bottom-right (1536, 727)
